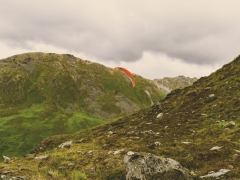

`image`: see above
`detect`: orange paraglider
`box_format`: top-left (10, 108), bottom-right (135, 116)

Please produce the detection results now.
top-left (114, 66), bottom-right (136, 87)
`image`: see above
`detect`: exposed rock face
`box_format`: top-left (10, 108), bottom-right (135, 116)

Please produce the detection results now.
top-left (58, 141), bottom-right (73, 149)
top-left (200, 169), bottom-right (231, 178)
top-left (153, 75), bottom-right (197, 94)
top-left (124, 152), bottom-right (193, 180)
top-left (2, 156), bottom-right (10, 164)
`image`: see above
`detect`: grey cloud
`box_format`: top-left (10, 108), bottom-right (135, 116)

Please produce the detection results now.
top-left (1, 0), bottom-right (240, 65)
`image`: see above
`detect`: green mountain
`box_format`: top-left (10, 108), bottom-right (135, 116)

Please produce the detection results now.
top-left (0, 52), bottom-right (165, 157)
top-left (153, 75), bottom-right (198, 94)
top-left (1, 55), bottom-right (240, 179)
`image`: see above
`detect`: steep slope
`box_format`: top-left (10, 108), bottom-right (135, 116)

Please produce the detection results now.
top-left (0, 52), bottom-right (165, 157)
top-left (153, 75), bottom-right (197, 94)
top-left (1, 55), bottom-right (240, 179)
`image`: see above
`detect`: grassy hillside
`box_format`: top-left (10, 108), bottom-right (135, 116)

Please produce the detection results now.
top-left (1, 55), bottom-right (239, 179)
top-left (0, 52), bottom-right (165, 157)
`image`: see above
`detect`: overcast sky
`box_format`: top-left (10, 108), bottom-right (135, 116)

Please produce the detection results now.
top-left (1, 0), bottom-right (240, 79)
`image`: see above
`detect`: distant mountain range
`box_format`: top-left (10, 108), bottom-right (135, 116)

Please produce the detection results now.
top-left (153, 76), bottom-right (197, 94)
top-left (1, 54), bottom-right (239, 179)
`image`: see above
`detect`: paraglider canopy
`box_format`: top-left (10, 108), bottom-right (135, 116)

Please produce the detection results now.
top-left (114, 66), bottom-right (136, 87)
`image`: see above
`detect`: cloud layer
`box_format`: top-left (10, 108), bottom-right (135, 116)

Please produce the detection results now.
top-left (1, 0), bottom-right (240, 78)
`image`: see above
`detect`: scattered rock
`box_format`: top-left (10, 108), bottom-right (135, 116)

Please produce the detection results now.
top-left (200, 169), bottom-right (231, 178)
top-left (0, 175), bottom-right (27, 180)
top-left (68, 163), bottom-right (75, 166)
top-left (0, 175), bottom-right (6, 180)
top-left (224, 121), bottom-right (236, 129)
top-left (154, 142), bottom-right (163, 146)
top-left (127, 130), bottom-right (139, 136)
top-left (209, 94), bottom-right (215, 98)
top-left (210, 146), bottom-right (223, 151)
top-left (35, 155), bottom-right (49, 160)
top-left (76, 138), bottom-right (88, 143)
top-left (141, 130), bottom-right (155, 135)
top-left (156, 113), bottom-right (163, 119)
top-left (77, 150), bottom-right (85, 155)
top-left (233, 149), bottom-right (240, 153)
top-left (190, 171), bottom-right (197, 176)
top-left (58, 141), bottom-right (73, 149)
top-left (48, 171), bottom-right (54, 176)
top-left (108, 149), bottom-right (124, 155)
top-left (59, 166), bottom-right (66, 171)
top-left (127, 151), bottom-right (135, 156)
top-left (146, 142), bottom-right (163, 149)
top-left (124, 152), bottom-right (193, 180)
top-left (2, 170), bottom-right (14, 175)
top-left (86, 150), bottom-right (97, 156)
top-left (182, 142), bottom-right (191, 145)
top-left (108, 131), bottom-right (114, 134)
top-left (89, 166), bottom-right (96, 172)
top-left (3, 156), bottom-right (10, 163)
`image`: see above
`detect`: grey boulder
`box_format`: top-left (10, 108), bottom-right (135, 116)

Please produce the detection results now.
top-left (124, 152), bottom-right (193, 180)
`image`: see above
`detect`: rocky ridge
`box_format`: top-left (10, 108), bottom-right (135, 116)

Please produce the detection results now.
top-left (153, 76), bottom-right (197, 94)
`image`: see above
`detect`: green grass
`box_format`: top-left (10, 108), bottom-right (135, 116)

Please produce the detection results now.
top-left (70, 171), bottom-right (87, 180)
top-left (0, 104), bottom-right (108, 157)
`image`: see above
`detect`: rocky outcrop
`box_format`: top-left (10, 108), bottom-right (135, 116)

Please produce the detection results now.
top-left (2, 156), bottom-right (10, 164)
top-left (124, 152), bottom-right (193, 180)
top-left (153, 75), bottom-right (197, 94)
top-left (58, 141), bottom-right (73, 149)
top-left (200, 169), bottom-right (231, 178)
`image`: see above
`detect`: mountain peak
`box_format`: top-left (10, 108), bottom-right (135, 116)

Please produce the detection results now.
top-left (153, 76), bottom-right (197, 94)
